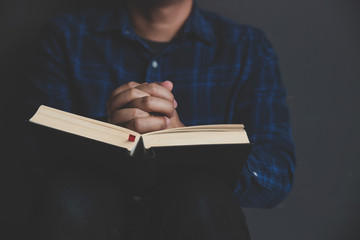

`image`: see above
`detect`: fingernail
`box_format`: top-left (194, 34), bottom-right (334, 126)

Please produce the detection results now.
top-left (165, 117), bottom-right (170, 127)
top-left (174, 99), bottom-right (178, 108)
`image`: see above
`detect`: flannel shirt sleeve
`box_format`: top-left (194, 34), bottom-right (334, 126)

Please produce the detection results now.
top-left (232, 30), bottom-right (296, 208)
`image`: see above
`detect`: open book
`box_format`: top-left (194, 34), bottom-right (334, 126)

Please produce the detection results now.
top-left (29, 105), bottom-right (250, 156)
top-left (28, 105), bottom-right (252, 193)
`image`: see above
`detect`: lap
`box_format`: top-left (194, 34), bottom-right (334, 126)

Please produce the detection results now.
top-left (29, 168), bottom-right (250, 240)
top-left (149, 173), bottom-right (251, 240)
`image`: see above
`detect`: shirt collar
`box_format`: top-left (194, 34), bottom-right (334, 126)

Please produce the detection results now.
top-left (93, 1), bottom-right (214, 44)
top-left (182, 2), bottom-right (214, 44)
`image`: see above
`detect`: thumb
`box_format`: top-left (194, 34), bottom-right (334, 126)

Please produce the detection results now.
top-left (158, 80), bottom-right (177, 108)
top-left (159, 80), bottom-right (173, 91)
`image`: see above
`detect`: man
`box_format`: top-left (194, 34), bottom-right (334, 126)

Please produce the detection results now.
top-left (25, 0), bottom-right (296, 239)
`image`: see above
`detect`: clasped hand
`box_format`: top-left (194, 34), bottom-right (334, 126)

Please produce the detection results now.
top-left (106, 81), bottom-right (184, 134)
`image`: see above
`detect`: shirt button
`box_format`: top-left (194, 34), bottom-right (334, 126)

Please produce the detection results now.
top-left (152, 60), bottom-right (158, 68)
top-left (253, 171), bottom-right (258, 177)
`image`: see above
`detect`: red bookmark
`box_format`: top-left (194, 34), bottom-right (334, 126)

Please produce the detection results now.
top-left (128, 134), bottom-right (136, 142)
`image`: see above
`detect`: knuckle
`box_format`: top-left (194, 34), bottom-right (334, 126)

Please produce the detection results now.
top-left (132, 108), bottom-right (141, 118)
top-left (127, 81), bottom-right (137, 88)
top-left (128, 88), bottom-right (137, 99)
top-left (161, 118), bottom-right (168, 129)
top-left (147, 83), bottom-right (157, 92)
top-left (142, 96), bottom-right (152, 108)
top-left (133, 118), bottom-right (143, 132)
top-left (169, 108), bottom-right (175, 117)
top-left (163, 102), bottom-right (174, 117)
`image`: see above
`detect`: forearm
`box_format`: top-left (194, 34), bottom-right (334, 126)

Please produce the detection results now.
top-left (233, 137), bottom-right (295, 208)
top-left (230, 33), bottom-right (296, 207)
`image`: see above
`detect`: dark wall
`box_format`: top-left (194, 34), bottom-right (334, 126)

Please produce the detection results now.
top-left (1, 0), bottom-right (359, 239)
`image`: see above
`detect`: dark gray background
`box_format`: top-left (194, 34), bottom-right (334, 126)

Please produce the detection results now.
top-left (1, 0), bottom-right (359, 239)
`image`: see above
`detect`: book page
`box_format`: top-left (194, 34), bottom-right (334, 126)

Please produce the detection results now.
top-left (142, 127), bottom-right (249, 149)
top-left (29, 105), bottom-right (140, 152)
top-left (143, 124), bottom-right (245, 135)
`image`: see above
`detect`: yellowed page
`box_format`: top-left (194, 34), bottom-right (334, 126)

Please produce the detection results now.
top-left (29, 105), bottom-right (139, 152)
top-left (142, 130), bottom-right (249, 149)
top-left (143, 124), bottom-right (245, 135)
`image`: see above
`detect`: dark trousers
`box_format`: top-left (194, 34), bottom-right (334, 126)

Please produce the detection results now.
top-left (29, 167), bottom-right (251, 240)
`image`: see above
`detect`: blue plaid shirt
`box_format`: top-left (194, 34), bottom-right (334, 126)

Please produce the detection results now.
top-left (26, 2), bottom-right (296, 208)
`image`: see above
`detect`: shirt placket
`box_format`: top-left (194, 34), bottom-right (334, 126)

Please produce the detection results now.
top-left (145, 57), bottom-right (162, 83)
